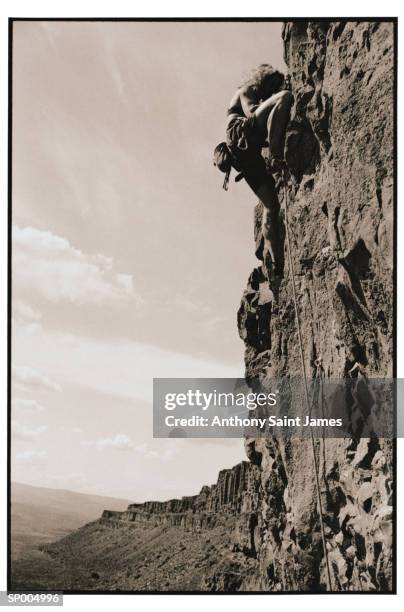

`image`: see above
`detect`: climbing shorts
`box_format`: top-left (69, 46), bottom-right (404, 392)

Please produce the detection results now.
top-left (226, 114), bottom-right (257, 150)
top-left (226, 113), bottom-right (268, 192)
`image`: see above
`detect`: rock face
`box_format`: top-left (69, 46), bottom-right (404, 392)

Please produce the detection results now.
top-left (101, 21), bottom-right (394, 593)
top-left (237, 21), bottom-right (394, 591)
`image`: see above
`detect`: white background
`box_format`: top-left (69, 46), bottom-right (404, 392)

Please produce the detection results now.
top-left (0, 1), bottom-right (402, 610)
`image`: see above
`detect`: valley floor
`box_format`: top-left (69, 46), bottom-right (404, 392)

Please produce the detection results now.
top-left (10, 518), bottom-right (256, 592)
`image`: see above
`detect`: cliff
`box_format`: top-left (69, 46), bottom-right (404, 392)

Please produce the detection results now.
top-left (101, 20), bottom-right (394, 593)
top-left (102, 460), bottom-right (261, 556)
top-left (237, 20), bottom-right (394, 591)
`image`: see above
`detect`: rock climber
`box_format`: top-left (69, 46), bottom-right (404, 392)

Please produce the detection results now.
top-left (225, 64), bottom-right (294, 277)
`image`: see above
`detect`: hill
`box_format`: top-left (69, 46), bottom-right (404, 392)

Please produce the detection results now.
top-left (11, 482), bottom-right (131, 558)
top-left (10, 516), bottom-right (254, 592)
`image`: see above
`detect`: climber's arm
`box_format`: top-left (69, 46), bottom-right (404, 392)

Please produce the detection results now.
top-left (239, 86), bottom-right (260, 117)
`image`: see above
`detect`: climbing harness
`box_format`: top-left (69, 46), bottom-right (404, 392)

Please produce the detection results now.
top-left (282, 168), bottom-right (333, 592)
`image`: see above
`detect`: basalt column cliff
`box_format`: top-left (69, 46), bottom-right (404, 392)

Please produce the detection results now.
top-left (238, 21), bottom-right (394, 591)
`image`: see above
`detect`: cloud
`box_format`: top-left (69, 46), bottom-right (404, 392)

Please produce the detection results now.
top-left (13, 398), bottom-right (45, 412)
top-left (13, 365), bottom-right (62, 392)
top-left (134, 441), bottom-right (180, 461)
top-left (82, 433), bottom-right (134, 451)
top-left (13, 300), bottom-right (42, 334)
top-left (14, 300), bottom-right (42, 322)
top-left (15, 450), bottom-right (48, 463)
top-left (13, 329), bottom-right (242, 406)
top-left (81, 436), bottom-right (179, 460)
top-left (147, 445), bottom-right (179, 461)
top-left (12, 421), bottom-right (47, 441)
top-left (13, 225), bottom-right (139, 306)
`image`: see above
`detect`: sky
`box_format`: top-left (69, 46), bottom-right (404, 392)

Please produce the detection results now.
top-left (11, 20), bottom-right (286, 501)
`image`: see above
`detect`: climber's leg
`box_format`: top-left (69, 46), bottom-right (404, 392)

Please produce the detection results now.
top-left (240, 155), bottom-right (283, 274)
top-left (256, 180), bottom-right (283, 276)
top-left (255, 90), bottom-right (294, 159)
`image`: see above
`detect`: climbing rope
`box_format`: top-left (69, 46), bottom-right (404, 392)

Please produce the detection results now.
top-left (282, 168), bottom-right (333, 592)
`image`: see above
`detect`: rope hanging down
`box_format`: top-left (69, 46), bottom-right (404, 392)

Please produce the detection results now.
top-left (282, 168), bottom-right (333, 592)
